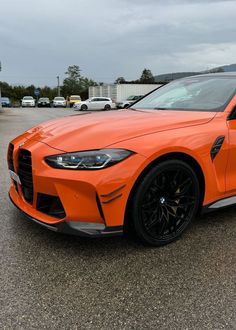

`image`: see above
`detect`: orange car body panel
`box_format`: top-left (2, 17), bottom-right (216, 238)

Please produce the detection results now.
top-left (8, 94), bottom-right (236, 230)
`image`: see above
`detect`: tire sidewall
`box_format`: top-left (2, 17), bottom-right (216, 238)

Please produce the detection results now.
top-left (81, 105), bottom-right (88, 111)
top-left (130, 159), bottom-right (200, 246)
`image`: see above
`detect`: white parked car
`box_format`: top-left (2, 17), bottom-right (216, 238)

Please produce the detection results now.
top-left (116, 95), bottom-right (143, 109)
top-left (73, 97), bottom-right (114, 111)
top-left (21, 96), bottom-right (35, 107)
top-left (52, 97), bottom-right (66, 108)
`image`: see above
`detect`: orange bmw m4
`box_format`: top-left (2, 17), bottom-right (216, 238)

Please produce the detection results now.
top-left (8, 73), bottom-right (236, 246)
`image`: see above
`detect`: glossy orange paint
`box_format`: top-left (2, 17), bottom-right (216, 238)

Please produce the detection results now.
top-left (8, 93), bottom-right (236, 233)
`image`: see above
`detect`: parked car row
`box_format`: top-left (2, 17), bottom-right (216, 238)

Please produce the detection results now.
top-left (1, 94), bottom-right (143, 110)
top-left (73, 95), bottom-right (143, 111)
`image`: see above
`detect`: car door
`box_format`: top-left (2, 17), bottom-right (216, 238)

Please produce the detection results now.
top-left (89, 98), bottom-right (98, 110)
top-left (94, 98), bottom-right (104, 110)
top-left (225, 104), bottom-right (236, 192)
top-left (102, 98), bottom-right (110, 108)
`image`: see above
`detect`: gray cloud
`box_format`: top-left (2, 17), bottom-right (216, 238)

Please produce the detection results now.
top-left (0, 0), bottom-right (236, 86)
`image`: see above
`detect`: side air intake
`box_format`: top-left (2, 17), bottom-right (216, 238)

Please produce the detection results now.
top-left (210, 136), bottom-right (225, 160)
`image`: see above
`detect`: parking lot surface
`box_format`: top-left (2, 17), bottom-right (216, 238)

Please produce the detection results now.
top-left (0, 108), bottom-right (235, 329)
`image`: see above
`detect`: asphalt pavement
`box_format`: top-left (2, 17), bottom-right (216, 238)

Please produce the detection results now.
top-left (0, 107), bottom-right (235, 329)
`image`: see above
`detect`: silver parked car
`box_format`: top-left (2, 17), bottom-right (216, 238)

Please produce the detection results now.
top-left (116, 95), bottom-right (143, 109)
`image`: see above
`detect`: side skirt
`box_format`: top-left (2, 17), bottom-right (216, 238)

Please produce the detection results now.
top-left (202, 195), bottom-right (236, 214)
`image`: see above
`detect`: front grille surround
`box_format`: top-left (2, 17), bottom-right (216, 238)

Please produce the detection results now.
top-left (18, 149), bottom-right (34, 204)
top-left (7, 143), bottom-right (14, 171)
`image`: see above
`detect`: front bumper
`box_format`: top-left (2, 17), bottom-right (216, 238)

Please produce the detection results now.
top-left (8, 139), bottom-right (146, 237)
top-left (53, 103), bottom-right (66, 107)
top-left (22, 103), bottom-right (35, 107)
top-left (116, 103), bottom-right (124, 109)
top-left (38, 103), bottom-right (50, 107)
top-left (10, 193), bottom-right (123, 237)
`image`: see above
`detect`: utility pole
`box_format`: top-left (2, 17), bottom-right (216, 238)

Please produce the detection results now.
top-left (0, 61), bottom-right (2, 110)
top-left (57, 76), bottom-right (60, 96)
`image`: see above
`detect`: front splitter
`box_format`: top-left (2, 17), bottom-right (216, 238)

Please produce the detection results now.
top-left (9, 194), bottom-right (123, 237)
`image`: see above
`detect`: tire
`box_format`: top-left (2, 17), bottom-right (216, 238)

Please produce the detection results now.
top-left (128, 160), bottom-right (200, 246)
top-left (81, 104), bottom-right (88, 111)
top-left (104, 104), bottom-right (111, 111)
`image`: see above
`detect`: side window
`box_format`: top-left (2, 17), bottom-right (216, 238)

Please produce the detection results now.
top-left (228, 106), bottom-right (236, 120)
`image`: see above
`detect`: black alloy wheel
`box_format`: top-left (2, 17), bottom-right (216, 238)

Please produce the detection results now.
top-left (81, 104), bottom-right (88, 111)
top-left (104, 104), bottom-right (111, 110)
top-left (129, 160), bottom-right (200, 246)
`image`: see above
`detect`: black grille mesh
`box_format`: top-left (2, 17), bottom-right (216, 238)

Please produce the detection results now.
top-left (7, 143), bottom-right (14, 171)
top-left (18, 149), bottom-right (34, 203)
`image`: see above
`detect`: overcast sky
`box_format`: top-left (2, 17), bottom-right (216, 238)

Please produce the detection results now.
top-left (1, 0), bottom-right (236, 86)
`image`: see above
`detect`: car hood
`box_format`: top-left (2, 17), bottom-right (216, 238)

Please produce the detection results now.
top-left (25, 109), bottom-right (216, 152)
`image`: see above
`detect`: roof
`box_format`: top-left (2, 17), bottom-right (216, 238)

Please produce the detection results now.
top-left (189, 72), bottom-right (236, 78)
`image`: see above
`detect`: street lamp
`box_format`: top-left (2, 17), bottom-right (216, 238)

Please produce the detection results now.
top-left (57, 76), bottom-right (61, 97)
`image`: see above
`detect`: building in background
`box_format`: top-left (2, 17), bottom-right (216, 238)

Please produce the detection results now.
top-left (89, 83), bottom-right (162, 102)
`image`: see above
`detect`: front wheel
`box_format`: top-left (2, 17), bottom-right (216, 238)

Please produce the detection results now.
top-left (128, 160), bottom-right (200, 246)
top-left (81, 104), bottom-right (88, 111)
top-left (104, 104), bottom-right (111, 111)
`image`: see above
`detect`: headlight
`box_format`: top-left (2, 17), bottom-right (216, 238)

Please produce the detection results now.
top-left (45, 149), bottom-right (134, 170)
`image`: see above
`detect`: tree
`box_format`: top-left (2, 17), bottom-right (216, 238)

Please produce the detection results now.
top-left (139, 68), bottom-right (155, 83)
top-left (61, 65), bottom-right (97, 98)
top-left (62, 65), bottom-right (82, 96)
top-left (115, 77), bottom-right (126, 84)
top-left (208, 67), bottom-right (224, 73)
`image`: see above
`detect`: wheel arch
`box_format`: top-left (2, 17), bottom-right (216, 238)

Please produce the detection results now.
top-left (124, 152), bottom-right (205, 229)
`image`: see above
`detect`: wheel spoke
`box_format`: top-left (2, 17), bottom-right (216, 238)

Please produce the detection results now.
top-left (177, 177), bottom-right (192, 195)
top-left (143, 208), bottom-right (158, 230)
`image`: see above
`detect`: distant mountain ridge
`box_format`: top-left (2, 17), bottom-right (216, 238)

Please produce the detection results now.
top-left (154, 63), bottom-right (236, 82)
top-left (220, 64), bottom-right (236, 72)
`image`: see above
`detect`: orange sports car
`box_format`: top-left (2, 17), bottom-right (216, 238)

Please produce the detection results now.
top-left (8, 73), bottom-right (236, 246)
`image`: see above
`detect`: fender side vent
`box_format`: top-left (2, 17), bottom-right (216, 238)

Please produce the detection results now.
top-left (210, 136), bottom-right (225, 160)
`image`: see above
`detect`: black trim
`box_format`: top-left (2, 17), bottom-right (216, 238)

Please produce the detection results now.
top-left (210, 136), bottom-right (225, 160)
top-left (96, 193), bottom-right (105, 220)
top-left (227, 106), bottom-right (236, 120)
top-left (100, 185), bottom-right (126, 198)
top-left (18, 149), bottom-right (33, 203)
top-left (102, 194), bottom-right (123, 204)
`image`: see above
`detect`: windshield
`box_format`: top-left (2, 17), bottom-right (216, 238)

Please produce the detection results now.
top-left (127, 95), bottom-right (136, 100)
top-left (39, 98), bottom-right (49, 101)
top-left (54, 97), bottom-right (65, 101)
top-left (70, 96), bottom-right (81, 100)
top-left (23, 96), bottom-right (33, 100)
top-left (132, 76), bottom-right (236, 112)
top-left (1, 97), bottom-right (9, 101)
